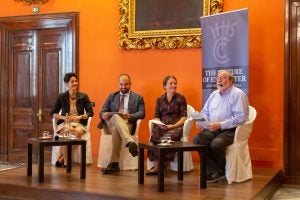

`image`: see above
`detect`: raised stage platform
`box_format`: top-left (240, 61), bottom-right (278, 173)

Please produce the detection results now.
top-left (0, 161), bottom-right (282, 200)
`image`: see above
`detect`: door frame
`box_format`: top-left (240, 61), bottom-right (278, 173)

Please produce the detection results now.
top-left (0, 12), bottom-right (79, 161)
top-left (284, 0), bottom-right (300, 184)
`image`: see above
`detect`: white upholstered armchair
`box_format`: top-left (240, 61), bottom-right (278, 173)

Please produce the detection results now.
top-left (225, 105), bottom-right (257, 184)
top-left (147, 105), bottom-right (195, 171)
top-left (51, 116), bottom-right (93, 165)
top-left (97, 119), bottom-right (142, 170)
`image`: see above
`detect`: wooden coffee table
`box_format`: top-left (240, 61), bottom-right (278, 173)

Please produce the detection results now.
top-left (27, 137), bottom-right (86, 183)
top-left (138, 141), bottom-right (207, 192)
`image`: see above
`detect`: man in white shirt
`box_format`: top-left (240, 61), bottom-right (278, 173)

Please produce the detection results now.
top-left (193, 70), bottom-right (249, 182)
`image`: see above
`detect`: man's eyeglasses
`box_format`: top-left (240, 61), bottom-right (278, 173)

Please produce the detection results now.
top-left (216, 76), bottom-right (228, 81)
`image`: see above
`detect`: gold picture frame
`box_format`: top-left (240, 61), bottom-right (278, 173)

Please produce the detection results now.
top-left (15, 0), bottom-right (48, 5)
top-left (119, 0), bottom-right (223, 50)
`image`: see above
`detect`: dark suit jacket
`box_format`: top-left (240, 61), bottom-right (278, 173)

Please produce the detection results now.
top-left (50, 91), bottom-right (94, 126)
top-left (97, 91), bottom-right (145, 135)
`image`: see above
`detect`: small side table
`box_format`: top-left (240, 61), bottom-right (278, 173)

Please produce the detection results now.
top-left (138, 142), bottom-right (207, 192)
top-left (27, 137), bottom-right (86, 183)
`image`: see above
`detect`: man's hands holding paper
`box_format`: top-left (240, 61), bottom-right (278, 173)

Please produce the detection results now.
top-left (103, 111), bottom-right (131, 120)
top-left (190, 111), bottom-right (209, 129)
top-left (191, 111), bottom-right (221, 131)
top-left (120, 112), bottom-right (130, 120)
top-left (103, 112), bottom-right (112, 120)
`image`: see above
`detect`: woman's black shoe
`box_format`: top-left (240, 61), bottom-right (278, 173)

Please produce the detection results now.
top-left (55, 160), bottom-right (64, 167)
top-left (145, 167), bottom-right (158, 176)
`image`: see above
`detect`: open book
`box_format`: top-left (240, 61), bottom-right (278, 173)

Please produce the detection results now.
top-left (190, 111), bottom-right (210, 128)
top-left (149, 119), bottom-right (166, 126)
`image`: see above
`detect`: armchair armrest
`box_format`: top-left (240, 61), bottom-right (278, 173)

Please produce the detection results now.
top-left (182, 117), bottom-right (194, 142)
top-left (148, 120), bottom-right (155, 141)
top-left (86, 117), bottom-right (92, 132)
top-left (52, 117), bottom-right (59, 135)
top-left (234, 121), bottom-right (254, 143)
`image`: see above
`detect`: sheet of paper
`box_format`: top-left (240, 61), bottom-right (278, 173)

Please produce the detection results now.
top-left (149, 119), bottom-right (166, 126)
top-left (190, 111), bottom-right (210, 128)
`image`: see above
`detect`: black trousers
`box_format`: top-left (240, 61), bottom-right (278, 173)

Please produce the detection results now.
top-left (193, 128), bottom-right (236, 174)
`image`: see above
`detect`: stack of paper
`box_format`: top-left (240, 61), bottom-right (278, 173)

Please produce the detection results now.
top-left (149, 119), bottom-right (166, 126)
top-left (190, 111), bottom-right (210, 128)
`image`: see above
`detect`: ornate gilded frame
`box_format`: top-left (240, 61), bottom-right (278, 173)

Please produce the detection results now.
top-left (119, 0), bottom-right (223, 50)
top-left (15, 0), bottom-right (48, 5)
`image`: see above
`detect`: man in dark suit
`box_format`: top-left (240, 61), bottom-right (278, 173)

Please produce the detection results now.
top-left (98, 74), bottom-right (145, 174)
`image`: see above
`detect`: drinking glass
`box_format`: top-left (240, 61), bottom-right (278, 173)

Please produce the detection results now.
top-left (160, 133), bottom-right (172, 143)
top-left (160, 136), bottom-right (167, 143)
top-left (64, 129), bottom-right (70, 137)
top-left (164, 133), bottom-right (172, 143)
top-left (42, 130), bottom-right (49, 137)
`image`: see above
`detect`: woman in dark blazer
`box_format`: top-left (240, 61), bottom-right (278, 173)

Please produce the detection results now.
top-left (50, 72), bottom-right (94, 167)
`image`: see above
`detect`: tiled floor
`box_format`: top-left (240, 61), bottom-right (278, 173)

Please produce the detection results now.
top-left (271, 186), bottom-right (300, 199)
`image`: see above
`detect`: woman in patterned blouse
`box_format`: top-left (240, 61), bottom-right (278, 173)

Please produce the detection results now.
top-left (146, 75), bottom-right (187, 175)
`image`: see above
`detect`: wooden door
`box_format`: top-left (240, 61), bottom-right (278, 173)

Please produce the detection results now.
top-left (0, 13), bottom-right (78, 161)
top-left (285, 0), bottom-right (300, 184)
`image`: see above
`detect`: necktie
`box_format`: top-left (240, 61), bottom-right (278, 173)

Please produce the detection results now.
top-left (118, 95), bottom-right (125, 112)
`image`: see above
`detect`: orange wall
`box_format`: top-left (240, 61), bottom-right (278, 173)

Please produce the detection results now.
top-left (0, 0), bottom-right (284, 168)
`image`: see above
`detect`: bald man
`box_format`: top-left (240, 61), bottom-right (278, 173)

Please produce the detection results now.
top-left (98, 74), bottom-right (145, 174)
top-left (193, 70), bottom-right (249, 182)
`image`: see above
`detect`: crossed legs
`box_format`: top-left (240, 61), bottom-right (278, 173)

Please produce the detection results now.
top-left (102, 114), bottom-right (138, 174)
top-left (107, 114), bottom-right (134, 162)
top-left (55, 124), bottom-right (85, 167)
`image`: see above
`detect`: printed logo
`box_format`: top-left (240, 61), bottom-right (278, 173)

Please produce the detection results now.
top-left (210, 20), bottom-right (237, 64)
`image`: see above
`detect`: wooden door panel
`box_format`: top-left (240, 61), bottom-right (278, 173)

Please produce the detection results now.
top-left (292, 4), bottom-right (300, 174)
top-left (0, 12), bottom-right (78, 162)
top-left (285, 1), bottom-right (300, 184)
top-left (9, 30), bottom-right (37, 153)
top-left (39, 28), bottom-right (65, 133)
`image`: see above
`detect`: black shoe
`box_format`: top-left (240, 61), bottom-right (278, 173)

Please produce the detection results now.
top-left (102, 162), bottom-right (120, 174)
top-left (127, 142), bottom-right (138, 157)
top-left (206, 174), bottom-right (217, 183)
top-left (55, 160), bottom-right (64, 168)
top-left (206, 170), bottom-right (225, 183)
top-left (145, 167), bottom-right (158, 176)
top-left (100, 168), bottom-right (106, 172)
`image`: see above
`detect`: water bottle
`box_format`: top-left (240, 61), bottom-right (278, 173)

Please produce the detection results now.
top-left (64, 113), bottom-right (70, 137)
